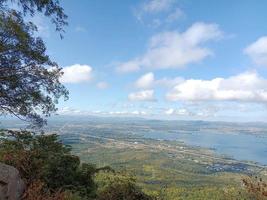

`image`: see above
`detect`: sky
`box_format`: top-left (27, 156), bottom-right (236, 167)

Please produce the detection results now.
top-left (34, 0), bottom-right (267, 122)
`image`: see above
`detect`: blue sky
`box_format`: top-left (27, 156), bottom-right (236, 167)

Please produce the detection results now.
top-left (37, 0), bottom-right (267, 121)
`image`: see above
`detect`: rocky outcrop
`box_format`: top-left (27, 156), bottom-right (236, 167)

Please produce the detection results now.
top-left (0, 163), bottom-right (25, 200)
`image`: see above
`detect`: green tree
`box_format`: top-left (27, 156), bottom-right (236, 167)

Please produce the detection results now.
top-left (0, 0), bottom-right (68, 127)
top-left (95, 171), bottom-right (154, 200)
top-left (0, 130), bottom-right (97, 199)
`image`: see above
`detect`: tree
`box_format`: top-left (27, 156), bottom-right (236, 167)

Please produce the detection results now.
top-left (95, 171), bottom-right (154, 200)
top-left (0, 0), bottom-right (67, 33)
top-left (242, 176), bottom-right (267, 200)
top-left (0, 130), bottom-right (97, 199)
top-left (0, 0), bottom-right (68, 127)
top-left (0, 130), bottom-right (154, 200)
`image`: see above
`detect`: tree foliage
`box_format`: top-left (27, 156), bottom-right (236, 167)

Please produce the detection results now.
top-left (0, 0), bottom-right (67, 33)
top-left (0, 130), bottom-right (96, 199)
top-left (95, 171), bottom-right (154, 200)
top-left (0, 0), bottom-right (68, 127)
top-left (23, 180), bottom-right (67, 200)
top-left (242, 176), bottom-right (267, 200)
top-left (0, 130), bottom-right (154, 200)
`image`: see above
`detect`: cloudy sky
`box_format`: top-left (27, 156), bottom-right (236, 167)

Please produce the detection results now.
top-left (41, 0), bottom-right (267, 121)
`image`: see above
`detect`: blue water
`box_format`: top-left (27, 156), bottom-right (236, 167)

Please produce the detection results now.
top-left (143, 131), bottom-right (267, 165)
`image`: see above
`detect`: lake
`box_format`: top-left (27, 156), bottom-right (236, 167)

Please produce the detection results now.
top-left (143, 130), bottom-right (267, 165)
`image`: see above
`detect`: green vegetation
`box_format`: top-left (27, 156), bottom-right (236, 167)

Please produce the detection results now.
top-left (95, 171), bottom-right (153, 200)
top-left (242, 176), bottom-right (267, 200)
top-left (0, 0), bottom-right (68, 127)
top-left (1, 126), bottom-right (267, 200)
top-left (0, 130), bottom-right (154, 199)
top-left (70, 134), bottom-right (267, 199)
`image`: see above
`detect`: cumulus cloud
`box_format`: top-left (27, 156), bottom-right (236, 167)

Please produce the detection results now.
top-left (165, 108), bottom-right (175, 115)
top-left (244, 36), bottom-right (267, 67)
top-left (60, 64), bottom-right (93, 84)
top-left (134, 72), bottom-right (184, 89)
top-left (134, 72), bottom-right (154, 89)
top-left (166, 71), bottom-right (267, 102)
top-left (117, 22), bottom-right (223, 73)
top-left (97, 82), bottom-right (109, 89)
top-left (128, 90), bottom-right (156, 101)
top-left (155, 77), bottom-right (184, 88)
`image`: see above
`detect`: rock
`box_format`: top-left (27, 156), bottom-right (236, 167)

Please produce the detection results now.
top-left (0, 163), bottom-right (25, 200)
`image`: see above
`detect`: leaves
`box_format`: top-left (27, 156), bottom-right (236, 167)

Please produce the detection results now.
top-left (0, 1), bottom-right (68, 127)
top-left (95, 171), bottom-right (154, 200)
top-left (243, 176), bottom-right (267, 200)
top-left (0, 130), bottom-right (97, 199)
top-left (1, 0), bottom-right (68, 34)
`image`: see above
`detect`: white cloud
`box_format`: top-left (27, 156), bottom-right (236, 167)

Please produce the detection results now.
top-left (166, 71), bottom-right (267, 103)
top-left (134, 0), bottom-right (184, 28)
top-left (176, 108), bottom-right (191, 115)
top-left (116, 60), bottom-right (140, 73)
top-left (131, 110), bottom-right (147, 115)
top-left (142, 0), bottom-right (174, 13)
top-left (244, 36), bottom-right (267, 67)
top-left (97, 82), bottom-right (109, 89)
top-left (128, 90), bottom-right (156, 101)
top-left (108, 111), bottom-right (127, 115)
top-left (164, 108), bottom-right (191, 116)
top-left (165, 108), bottom-right (175, 115)
top-left (166, 8), bottom-right (184, 22)
top-left (60, 64), bottom-right (93, 84)
top-left (57, 107), bottom-right (82, 115)
top-left (134, 72), bottom-right (154, 89)
top-left (155, 77), bottom-right (184, 88)
top-left (134, 72), bottom-right (184, 89)
top-left (117, 22), bottom-right (223, 72)
top-left (105, 110), bottom-right (147, 116)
